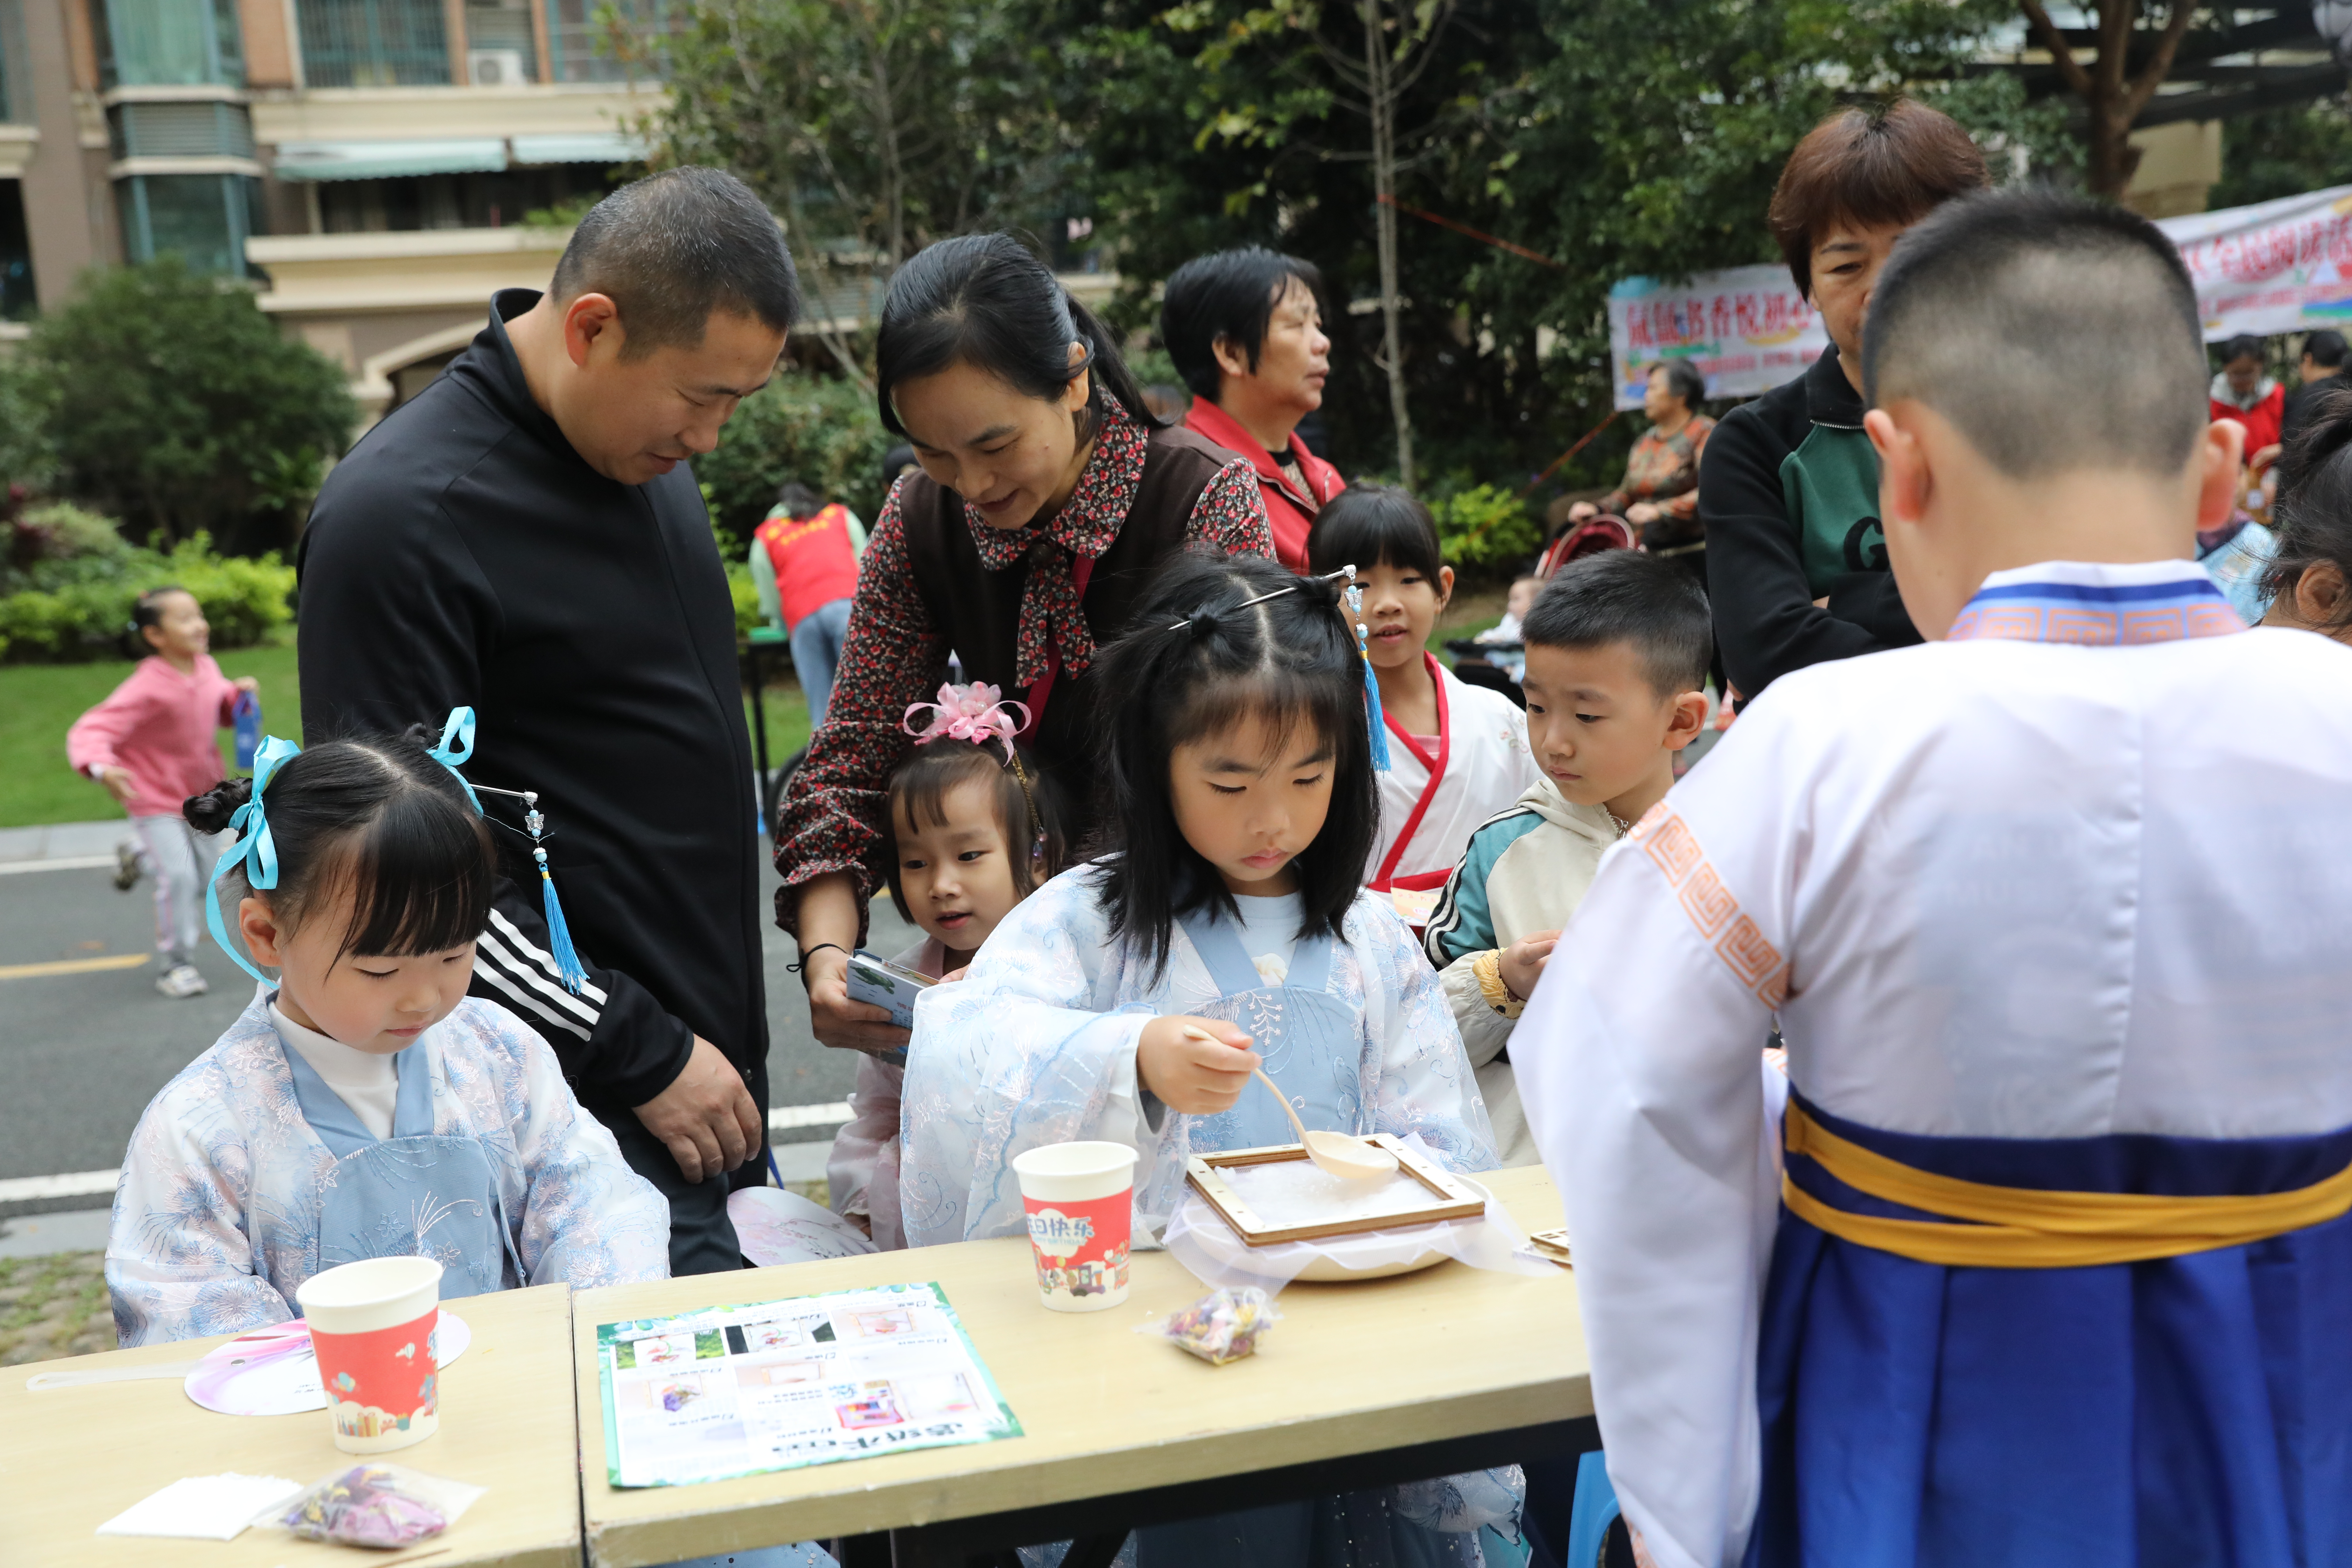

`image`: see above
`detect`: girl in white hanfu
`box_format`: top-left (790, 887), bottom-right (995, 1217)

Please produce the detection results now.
top-left (1306, 487), bottom-right (1538, 931)
top-left (901, 551), bottom-right (1519, 1566)
top-left (108, 716), bottom-right (669, 1348)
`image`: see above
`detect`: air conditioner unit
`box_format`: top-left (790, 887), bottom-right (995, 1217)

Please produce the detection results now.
top-left (467, 49), bottom-right (528, 86)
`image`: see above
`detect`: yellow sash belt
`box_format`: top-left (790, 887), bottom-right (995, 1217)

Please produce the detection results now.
top-left (1781, 1103), bottom-right (2352, 1268)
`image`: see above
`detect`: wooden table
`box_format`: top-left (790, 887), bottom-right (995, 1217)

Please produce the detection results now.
top-left (578, 1165), bottom-right (1593, 1568)
top-left (0, 1282), bottom-right (583, 1568)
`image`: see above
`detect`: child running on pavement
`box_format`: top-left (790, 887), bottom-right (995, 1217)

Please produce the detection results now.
top-left (108, 714), bottom-right (668, 1346)
top-left (1305, 486), bottom-right (1539, 930)
top-left (66, 586), bottom-right (259, 999)
top-left (1423, 550), bottom-right (1711, 1165)
top-left (824, 682), bottom-right (1067, 1248)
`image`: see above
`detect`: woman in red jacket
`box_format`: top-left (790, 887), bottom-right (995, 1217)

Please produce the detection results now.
top-left (2212, 333), bottom-right (2286, 466)
top-left (1162, 246), bottom-right (1345, 570)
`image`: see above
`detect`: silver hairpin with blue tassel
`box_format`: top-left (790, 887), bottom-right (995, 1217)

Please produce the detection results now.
top-left (427, 708), bottom-right (589, 993)
top-left (1167, 565), bottom-right (1390, 771)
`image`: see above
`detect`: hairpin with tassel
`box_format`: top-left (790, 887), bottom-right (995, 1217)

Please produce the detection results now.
top-left (1167, 566), bottom-right (1390, 771)
top-left (428, 707), bottom-right (589, 994)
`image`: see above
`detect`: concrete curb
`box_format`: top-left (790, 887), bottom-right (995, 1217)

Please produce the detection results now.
top-left (0, 820), bottom-right (129, 866)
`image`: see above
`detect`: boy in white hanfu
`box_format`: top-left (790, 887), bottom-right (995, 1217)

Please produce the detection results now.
top-left (1518, 190), bottom-right (2352, 1568)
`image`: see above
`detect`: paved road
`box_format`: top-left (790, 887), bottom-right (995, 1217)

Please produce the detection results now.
top-left (0, 838), bottom-right (915, 1184)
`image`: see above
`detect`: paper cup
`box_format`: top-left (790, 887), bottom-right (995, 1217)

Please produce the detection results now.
top-left (1012, 1141), bottom-right (1139, 1312)
top-left (295, 1257), bottom-right (444, 1453)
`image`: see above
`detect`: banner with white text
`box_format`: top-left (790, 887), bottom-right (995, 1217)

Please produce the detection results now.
top-left (2154, 184), bottom-right (2352, 341)
top-left (1606, 264), bottom-right (1829, 410)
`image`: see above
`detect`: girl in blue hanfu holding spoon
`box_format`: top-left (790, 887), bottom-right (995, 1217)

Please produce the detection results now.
top-left (899, 552), bottom-right (1521, 1563)
top-left (106, 710), bottom-right (669, 1347)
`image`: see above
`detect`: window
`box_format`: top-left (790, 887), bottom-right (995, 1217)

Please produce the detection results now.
top-left (94, 0), bottom-right (244, 88)
top-left (109, 99), bottom-right (256, 159)
top-left (315, 164), bottom-right (614, 232)
top-left (295, 0), bottom-right (448, 88)
top-left (117, 173), bottom-right (261, 276)
top-left (544, 0), bottom-right (673, 83)
top-left (462, 0), bottom-right (533, 83)
top-left (0, 0), bottom-right (26, 122)
top-left (0, 180), bottom-right (31, 319)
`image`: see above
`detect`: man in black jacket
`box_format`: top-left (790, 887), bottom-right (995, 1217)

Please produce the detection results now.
top-left (297, 168), bottom-right (797, 1274)
top-left (1702, 100), bottom-right (1988, 701)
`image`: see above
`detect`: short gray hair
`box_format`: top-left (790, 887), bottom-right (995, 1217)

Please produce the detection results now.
top-left (550, 167), bottom-right (800, 359)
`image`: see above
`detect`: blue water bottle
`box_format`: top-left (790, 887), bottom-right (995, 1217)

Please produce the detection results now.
top-left (232, 691), bottom-right (261, 772)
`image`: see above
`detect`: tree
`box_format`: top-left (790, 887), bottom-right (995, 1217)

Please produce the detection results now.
top-left (1068, 0), bottom-right (2019, 492)
top-left (650, 0), bottom-right (1072, 388)
top-left (1198, 0), bottom-right (1462, 490)
top-left (2017, 0), bottom-right (2203, 198)
top-left (27, 259), bottom-right (355, 546)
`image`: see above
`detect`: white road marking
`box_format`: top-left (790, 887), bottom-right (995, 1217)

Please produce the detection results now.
top-left (0, 1106), bottom-right (856, 1206)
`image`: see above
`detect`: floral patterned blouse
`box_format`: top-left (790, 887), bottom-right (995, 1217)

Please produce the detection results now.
top-left (772, 402), bottom-right (1272, 937)
top-left (1601, 414), bottom-right (1717, 533)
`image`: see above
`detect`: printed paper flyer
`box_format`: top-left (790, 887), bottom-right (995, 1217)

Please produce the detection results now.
top-left (596, 1281), bottom-right (1022, 1488)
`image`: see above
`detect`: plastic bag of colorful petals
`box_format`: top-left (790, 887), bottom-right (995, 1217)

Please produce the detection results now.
top-left (1156, 1286), bottom-right (1282, 1366)
top-left (267, 1463), bottom-right (484, 1548)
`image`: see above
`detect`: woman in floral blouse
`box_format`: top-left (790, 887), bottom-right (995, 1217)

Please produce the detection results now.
top-left (775, 234), bottom-right (1273, 1054)
top-left (1567, 359), bottom-right (1715, 576)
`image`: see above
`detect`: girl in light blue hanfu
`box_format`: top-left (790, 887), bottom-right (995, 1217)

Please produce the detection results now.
top-left (107, 713), bottom-right (670, 1348)
top-left (901, 552), bottom-right (1520, 1567)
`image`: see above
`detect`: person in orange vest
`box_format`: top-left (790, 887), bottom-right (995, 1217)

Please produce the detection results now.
top-left (1162, 246), bottom-right (1345, 570)
top-left (751, 481), bottom-right (866, 729)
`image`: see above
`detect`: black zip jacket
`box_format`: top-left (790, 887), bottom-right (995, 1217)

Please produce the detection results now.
top-left (296, 289), bottom-right (766, 1119)
top-left (1700, 343), bottom-right (1921, 699)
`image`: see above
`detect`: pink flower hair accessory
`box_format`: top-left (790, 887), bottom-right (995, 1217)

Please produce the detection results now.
top-left (901, 681), bottom-right (1031, 761)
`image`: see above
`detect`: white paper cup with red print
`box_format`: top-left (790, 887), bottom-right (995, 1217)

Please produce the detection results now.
top-left (1011, 1142), bottom-right (1139, 1312)
top-left (295, 1257), bottom-right (444, 1453)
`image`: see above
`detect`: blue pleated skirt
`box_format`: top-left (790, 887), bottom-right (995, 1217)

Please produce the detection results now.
top-left (1751, 1094), bottom-right (2352, 1568)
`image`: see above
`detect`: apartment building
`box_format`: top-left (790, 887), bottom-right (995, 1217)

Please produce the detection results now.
top-left (0, 0), bottom-right (664, 415)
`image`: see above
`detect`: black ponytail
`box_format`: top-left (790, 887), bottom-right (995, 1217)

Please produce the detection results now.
top-left (2264, 383), bottom-right (2352, 632)
top-left (1087, 550), bottom-right (1374, 979)
top-left (192, 728), bottom-right (495, 968)
top-left (124, 585), bottom-right (189, 660)
top-left (875, 234), bottom-right (1163, 442)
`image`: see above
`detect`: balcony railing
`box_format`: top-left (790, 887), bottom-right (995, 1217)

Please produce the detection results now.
top-left (296, 0), bottom-right (448, 88)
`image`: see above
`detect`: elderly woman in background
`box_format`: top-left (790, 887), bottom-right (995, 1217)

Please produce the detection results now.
top-left (1162, 245), bottom-right (1346, 570)
top-left (1567, 359), bottom-right (1715, 582)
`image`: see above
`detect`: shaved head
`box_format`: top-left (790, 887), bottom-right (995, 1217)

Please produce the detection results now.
top-left (1863, 189), bottom-right (2208, 479)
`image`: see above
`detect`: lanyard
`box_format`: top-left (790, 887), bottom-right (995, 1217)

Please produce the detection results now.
top-left (1017, 553), bottom-right (1097, 743)
top-left (1372, 653), bottom-right (1451, 888)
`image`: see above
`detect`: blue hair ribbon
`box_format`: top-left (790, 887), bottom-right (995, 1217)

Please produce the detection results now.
top-left (204, 734), bottom-right (304, 986)
top-left (427, 707), bottom-right (483, 814)
top-left (429, 706), bottom-right (589, 995)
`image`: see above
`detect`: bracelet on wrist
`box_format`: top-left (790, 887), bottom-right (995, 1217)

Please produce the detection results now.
top-left (788, 941), bottom-right (849, 982)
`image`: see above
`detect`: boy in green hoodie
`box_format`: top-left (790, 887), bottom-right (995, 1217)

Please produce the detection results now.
top-left (1423, 551), bottom-right (1712, 1163)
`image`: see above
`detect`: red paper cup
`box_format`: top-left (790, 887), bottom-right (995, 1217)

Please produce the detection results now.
top-left (295, 1257), bottom-right (444, 1453)
top-left (1011, 1141), bottom-right (1138, 1312)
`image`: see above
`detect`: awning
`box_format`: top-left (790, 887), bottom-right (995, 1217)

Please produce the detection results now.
top-left (509, 132), bottom-right (645, 166)
top-left (272, 139), bottom-right (509, 182)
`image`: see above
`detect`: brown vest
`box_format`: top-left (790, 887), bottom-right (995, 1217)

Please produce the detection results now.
top-left (901, 421), bottom-right (1236, 835)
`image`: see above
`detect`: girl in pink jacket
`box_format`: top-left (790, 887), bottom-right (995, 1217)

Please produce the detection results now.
top-left (66, 587), bottom-right (258, 999)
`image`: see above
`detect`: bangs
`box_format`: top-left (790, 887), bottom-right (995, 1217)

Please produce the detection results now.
top-left (1166, 665), bottom-right (1351, 768)
top-left (1306, 484), bottom-right (1443, 581)
top-left (1768, 101), bottom-right (1989, 295)
top-left (322, 791), bottom-right (495, 962)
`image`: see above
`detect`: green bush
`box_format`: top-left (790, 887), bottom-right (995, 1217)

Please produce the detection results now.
top-left (1430, 481), bottom-right (1541, 570)
top-left (697, 372), bottom-right (895, 554)
top-left (0, 526), bottom-right (293, 663)
top-left (24, 258), bottom-right (354, 545)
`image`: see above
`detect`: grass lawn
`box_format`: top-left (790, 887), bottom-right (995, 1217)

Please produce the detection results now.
top-left (0, 636), bottom-right (302, 829)
top-left (0, 629), bottom-right (815, 830)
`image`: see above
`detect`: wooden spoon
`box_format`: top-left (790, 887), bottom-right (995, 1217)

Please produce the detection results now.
top-left (1181, 1026), bottom-right (1398, 1180)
